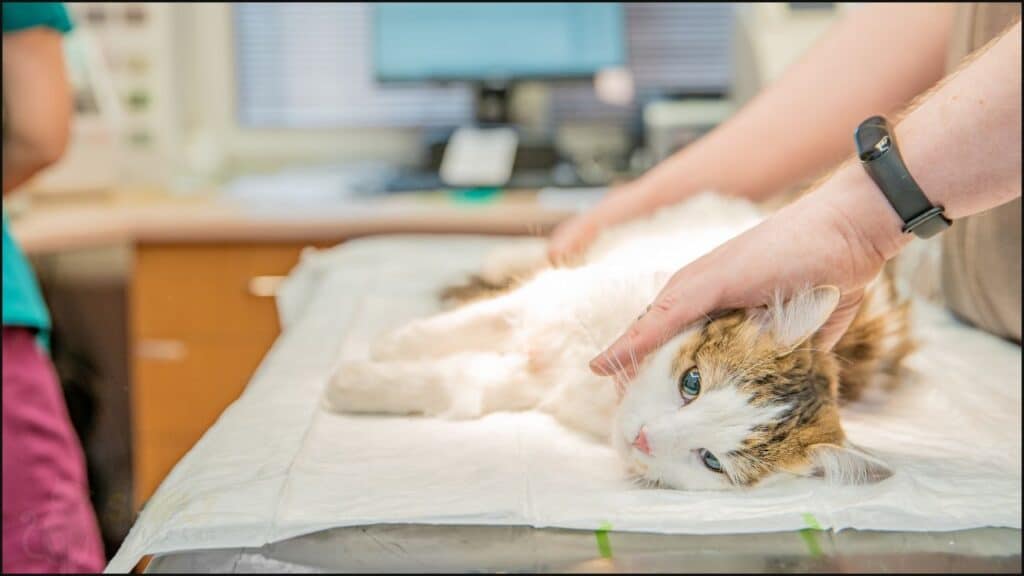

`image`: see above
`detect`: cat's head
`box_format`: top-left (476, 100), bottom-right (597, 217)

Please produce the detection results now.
top-left (612, 286), bottom-right (891, 491)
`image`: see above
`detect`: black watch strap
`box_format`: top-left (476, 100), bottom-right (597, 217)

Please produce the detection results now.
top-left (855, 115), bottom-right (951, 239)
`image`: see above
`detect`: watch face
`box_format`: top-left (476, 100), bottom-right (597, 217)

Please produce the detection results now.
top-left (866, 135), bottom-right (892, 161)
top-left (856, 115), bottom-right (892, 162)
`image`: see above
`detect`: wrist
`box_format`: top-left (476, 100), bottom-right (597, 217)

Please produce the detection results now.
top-left (815, 160), bottom-right (912, 263)
top-left (636, 162), bottom-right (703, 210)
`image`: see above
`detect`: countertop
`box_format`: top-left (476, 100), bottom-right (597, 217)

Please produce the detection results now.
top-left (9, 186), bottom-right (575, 255)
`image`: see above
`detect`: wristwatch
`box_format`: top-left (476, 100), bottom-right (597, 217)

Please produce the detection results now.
top-left (854, 115), bottom-right (951, 239)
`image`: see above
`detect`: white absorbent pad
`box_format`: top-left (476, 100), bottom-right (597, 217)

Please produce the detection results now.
top-left (107, 235), bottom-right (1022, 572)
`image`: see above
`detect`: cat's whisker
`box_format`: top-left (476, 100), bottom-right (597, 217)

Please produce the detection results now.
top-left (605, 350), bottom-right (629, 382)
top-left (572, 312), bottom-right (633, 388)
top-left (595, 347), bottom-right (622, 379)
top-left (626, 470), bottom-right (660, 490)
top-left (627, 344), bottom-right (640, 381)
top-left (700, 311), bottom-right (715, 326)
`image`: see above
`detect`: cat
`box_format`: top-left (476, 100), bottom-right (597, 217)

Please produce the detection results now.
top-left (324, 192), bottom-right (914, 491)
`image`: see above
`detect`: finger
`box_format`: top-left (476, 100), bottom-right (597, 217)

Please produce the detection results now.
top-left (548, 188), bottom-right (642, 264)
top-left (816, 288), bottom-right (864, 351)
top-left (590, 268), bottom-right (719, 378)
top-left (548, 218), bottom-right (594, 264)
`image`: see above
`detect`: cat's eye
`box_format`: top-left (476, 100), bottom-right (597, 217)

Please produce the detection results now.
top-left (679, 367), bottom-right (701, 402)
top-left (699, 448), bottom-right (723, 473)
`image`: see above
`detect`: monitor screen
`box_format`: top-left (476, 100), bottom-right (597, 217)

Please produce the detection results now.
top-left (374, 3), bottom-right (626, 82)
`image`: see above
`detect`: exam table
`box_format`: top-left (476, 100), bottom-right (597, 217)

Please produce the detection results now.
top-left (147, 524), bottom-right (1021, 572)
top-left (106, 235), bottom-right (1021, 574)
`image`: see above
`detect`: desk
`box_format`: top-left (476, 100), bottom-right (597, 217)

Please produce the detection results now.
top-left (11, 186), bottom-right (573, 512)
top-left (13, 187), bottom-right (570, 254)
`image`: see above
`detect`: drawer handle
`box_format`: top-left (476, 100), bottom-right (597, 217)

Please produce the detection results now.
top-left (137, 339), bottom-right (188, 361)
top-left (247, 275), bottom-right (286, 298)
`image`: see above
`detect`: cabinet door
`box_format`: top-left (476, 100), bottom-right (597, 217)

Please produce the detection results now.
top-left (130, 242), bottom-right (332, 508)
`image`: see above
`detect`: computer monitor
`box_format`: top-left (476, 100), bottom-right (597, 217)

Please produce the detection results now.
top-left (374, 3), bottom-right (626, 83)
top-left (374, 3), bottom-right (627, 188)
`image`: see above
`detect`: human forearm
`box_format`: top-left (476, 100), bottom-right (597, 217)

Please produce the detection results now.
top-left (638, 3), bottom-right (956, 207)
top-left (832, 19), bottom-right (1022, 262)
top-left (591, 19), bottom-right (1021, 376)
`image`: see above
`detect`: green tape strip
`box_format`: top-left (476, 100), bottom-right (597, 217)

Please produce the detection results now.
top-left (801, 512), bottom-right (822, 530)
top-left (595, 521), bottom-right (613, 558)
top-left (798, 513), bottom-right (824, 557)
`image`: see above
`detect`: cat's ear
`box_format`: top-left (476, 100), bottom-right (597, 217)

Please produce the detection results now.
top-left (757, 285), bottom-right (841, 352)
top-left (804, 441), bottom-right (892, 485)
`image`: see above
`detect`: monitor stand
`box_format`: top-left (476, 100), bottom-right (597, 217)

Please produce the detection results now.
top-left (475, 80), bottom-right (514, 125)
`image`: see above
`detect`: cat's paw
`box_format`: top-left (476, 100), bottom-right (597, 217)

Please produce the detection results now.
top-left (369, 326), bottom-right (425, 362)
top-left (325, 359), bottom-right (396, 415)
top-left (368, 332), bottom-right (403, 362)
top-left (479, 240), bottom-right (549, 285)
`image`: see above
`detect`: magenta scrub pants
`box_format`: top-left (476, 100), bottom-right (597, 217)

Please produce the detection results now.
top-left (3, 327), bottom-right (105, 573)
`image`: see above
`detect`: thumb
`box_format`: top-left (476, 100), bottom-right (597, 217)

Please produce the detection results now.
top-left (590, 268), bottom-right (719, 378)
top-left (816, 288), bottom-right (864, 352)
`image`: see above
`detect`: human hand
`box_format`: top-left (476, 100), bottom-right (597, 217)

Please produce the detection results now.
top-left (548, 180), bottom-right (669, 265)
top-left (590, 165), bottom-right (909, 378)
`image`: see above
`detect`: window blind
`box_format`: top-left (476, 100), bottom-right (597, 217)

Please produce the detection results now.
top-left (234, 3), bottom-right (733, 128)
top-left (551, 3), bottom-right (735, 120)
top-left (234, 3), bottom-right (472, 127)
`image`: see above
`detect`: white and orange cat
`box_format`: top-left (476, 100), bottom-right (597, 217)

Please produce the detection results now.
top-left (325, 192), bottom-right (913, 491)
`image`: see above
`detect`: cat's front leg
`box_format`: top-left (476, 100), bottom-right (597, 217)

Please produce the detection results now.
top-left (478, 239), bottom-right (550, 285)
top-left (326, 353), bottom-right (544, 419)
top-left (370, 295), bottom-right (522, 362)
top-left (326, 358), bottom-right (451, 416)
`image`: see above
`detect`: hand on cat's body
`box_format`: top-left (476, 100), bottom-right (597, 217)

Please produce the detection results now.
top-left (548, 180), bottom-right (671, 265)
top-left (591, 164), bottom-right (908, 379)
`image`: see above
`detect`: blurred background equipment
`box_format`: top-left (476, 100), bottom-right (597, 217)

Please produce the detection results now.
top-left (26, 29), bottom-right (122, 197)
top-left (227, 3), bottom-right (736, 192)
top-left (643, 98), bottom-right (735, 163)
top-left (731, 3), bottom-right (843, 107)
top-left (43, 3), bottom-right (178, 190)
top-left (19, 3), bottom-right (849, 198)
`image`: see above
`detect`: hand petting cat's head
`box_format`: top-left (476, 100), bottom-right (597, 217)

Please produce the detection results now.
top-left (612, 286), bottom-right (892, 491)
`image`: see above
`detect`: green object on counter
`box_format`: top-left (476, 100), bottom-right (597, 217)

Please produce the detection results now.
top-left (448, 187), bottom-right (502, 203)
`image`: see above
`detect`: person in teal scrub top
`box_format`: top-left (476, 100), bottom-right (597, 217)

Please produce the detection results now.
top-left (3, 3), bottom-right (105, 572)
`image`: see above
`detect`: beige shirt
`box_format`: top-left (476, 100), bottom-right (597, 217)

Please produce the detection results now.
top-left (940, 2), bottom-right (1021, 343)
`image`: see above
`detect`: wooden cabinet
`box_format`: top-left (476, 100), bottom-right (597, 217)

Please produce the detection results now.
top-left (129, 241), bottom-right (335, 508)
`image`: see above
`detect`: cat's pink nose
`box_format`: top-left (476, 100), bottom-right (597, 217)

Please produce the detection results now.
top-left (632, 428), bottom-right (651, 455)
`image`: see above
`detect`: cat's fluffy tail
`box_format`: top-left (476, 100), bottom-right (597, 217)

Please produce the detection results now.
top-left (832, 271), bottom-right (916, 403)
